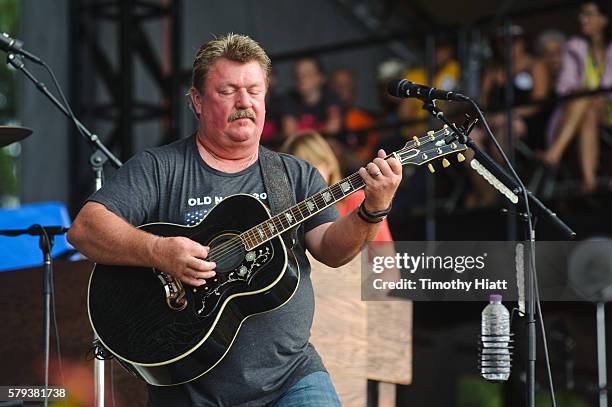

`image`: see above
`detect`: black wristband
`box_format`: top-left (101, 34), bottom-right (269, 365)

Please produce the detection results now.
top-left (357, 206), bottom-right (383, 223)
top-left (358, 200), bottom-right (391, 223)
top-left (361, 200), bottom-right (392, 218)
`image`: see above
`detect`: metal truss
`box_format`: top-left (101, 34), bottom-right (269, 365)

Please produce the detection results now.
top-left (68, 0), bottom-right (182, 211)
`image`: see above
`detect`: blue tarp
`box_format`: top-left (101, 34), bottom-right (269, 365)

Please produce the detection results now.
top-left (0, 202), bottom-right (74, 272)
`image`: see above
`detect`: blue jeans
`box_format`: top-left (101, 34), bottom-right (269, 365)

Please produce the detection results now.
top-left (274, 372), bottom-right (341, 406)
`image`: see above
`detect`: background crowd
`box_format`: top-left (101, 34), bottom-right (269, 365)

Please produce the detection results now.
top-left (261, 1), bottom-right (612, 216)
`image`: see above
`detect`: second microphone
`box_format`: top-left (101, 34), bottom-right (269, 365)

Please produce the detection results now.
top-left (387, 79), bottom-right (469, 102)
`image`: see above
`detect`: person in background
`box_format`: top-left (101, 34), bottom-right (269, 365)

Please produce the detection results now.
top-left (466, 26), bottom-right (550, 207)
top-left (535, 30), bottom-right (566, 99)
top-left (399, 36), bottom-right (461, 137)
top-left (330, 67), bottom-right (379, 165)
top-left (520, 30), bottom-right (567, 152)
top-left (281, 58), bottom-right (343, 139)
top-left (375, 58), bottom-right (409, 154)
top-left (479, 25), bottom-right (554, 146)
top-left (374, 58), bottom-right (429, 221)
top-left (540, 1), bottom-right (612, 192)
top-left (392, 39), bottom-right (462, 210)
top-left (260, 69), bottom-right (284, 148)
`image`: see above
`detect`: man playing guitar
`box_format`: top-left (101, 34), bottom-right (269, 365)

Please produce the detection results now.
top-left (68, 33), bottom-right (402, 406)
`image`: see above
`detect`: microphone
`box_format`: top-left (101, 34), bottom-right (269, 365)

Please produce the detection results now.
top-left (0, 32), bottom-right (42, 64)
top-left (387, 79), bottom-right (468, 102)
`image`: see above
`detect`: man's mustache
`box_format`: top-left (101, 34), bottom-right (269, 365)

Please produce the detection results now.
top-left (228, 109), bottom-right (256, 122)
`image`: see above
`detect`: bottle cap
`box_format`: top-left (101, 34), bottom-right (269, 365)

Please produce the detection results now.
top-left (489, 294), bottom-right (502, 302)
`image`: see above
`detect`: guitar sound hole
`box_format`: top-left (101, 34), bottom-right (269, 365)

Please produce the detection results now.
top-left (207, 233), bottom-right (245, 273)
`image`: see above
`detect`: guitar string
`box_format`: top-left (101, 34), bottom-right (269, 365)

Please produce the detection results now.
top-left (203, 139), bottom-right (459, 265)
top-left (201, 140), bottom-right (460, 266)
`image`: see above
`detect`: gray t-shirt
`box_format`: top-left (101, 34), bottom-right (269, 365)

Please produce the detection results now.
top-left (88, 135), bottom-right (339, 406)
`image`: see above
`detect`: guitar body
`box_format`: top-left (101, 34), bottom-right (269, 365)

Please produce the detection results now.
top-left (88, 194), bottom-right (298, 386)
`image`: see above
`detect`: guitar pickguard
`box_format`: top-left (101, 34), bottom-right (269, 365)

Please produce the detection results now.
top-left (195, 243), bottom-right (274, 317)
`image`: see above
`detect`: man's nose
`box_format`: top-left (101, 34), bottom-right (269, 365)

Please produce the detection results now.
top-left (236, 88), bottom-right (252, 109)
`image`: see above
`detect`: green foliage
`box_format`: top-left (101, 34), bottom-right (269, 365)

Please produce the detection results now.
top-left (0, 149), bottom-right (16, 195)
top-left (457, 376), bottom-right (502, 407)
top-left (536, 390), bottom-right (590, 407)
top-left (0, 0), bottom-right (19, 198)
top-left (0, 0), bottom-right (18, 121)
top-left (457, 375), bottom-right (590, 407)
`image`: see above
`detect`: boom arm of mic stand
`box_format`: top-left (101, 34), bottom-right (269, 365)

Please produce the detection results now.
top-left (465, 138), bottom-right (576, 240)
top-left (6, 53), bottom-right (122, 169)
top-left (0, 225), bottom-right (69, 237)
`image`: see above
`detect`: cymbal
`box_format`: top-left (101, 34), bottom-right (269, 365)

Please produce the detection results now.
top-left (0, 126), bottom-right (33, 148)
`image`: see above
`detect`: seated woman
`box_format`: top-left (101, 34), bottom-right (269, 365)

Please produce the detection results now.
top-left (540, 1), bottom-right (612, 192)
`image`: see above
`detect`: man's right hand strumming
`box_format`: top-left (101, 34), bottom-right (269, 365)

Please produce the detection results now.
top-left (151, 236), bottom-right (216, 286)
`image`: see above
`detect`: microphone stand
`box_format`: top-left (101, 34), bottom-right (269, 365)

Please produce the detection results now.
top-left (421, 98), bottom-right (574, 407)
top-left (6, 52), bottom-right (121, 407)
top-left (0, 226), bottom-right (69, 407)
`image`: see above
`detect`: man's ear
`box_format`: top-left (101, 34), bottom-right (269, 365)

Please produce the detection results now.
top-left (189, 87), bottom-right (203, 118)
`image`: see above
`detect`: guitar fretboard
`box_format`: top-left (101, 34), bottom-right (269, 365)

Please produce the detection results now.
top-left (238, 124), bottom-right (468, 250)
top-left (241, 171), bottom-right (366, 250)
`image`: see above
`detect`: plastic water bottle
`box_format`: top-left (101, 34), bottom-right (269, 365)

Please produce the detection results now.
top-left (480, 294), bottom-right (512, 381)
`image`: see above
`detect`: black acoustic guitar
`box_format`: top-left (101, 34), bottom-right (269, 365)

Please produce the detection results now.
top-left (88, 125), bottom-right (470, 386)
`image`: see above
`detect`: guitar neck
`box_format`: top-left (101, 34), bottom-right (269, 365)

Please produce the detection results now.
top-left (241, 171), bottom-right (366, 250)
top-left (239, 122), bottom-right (473, 250)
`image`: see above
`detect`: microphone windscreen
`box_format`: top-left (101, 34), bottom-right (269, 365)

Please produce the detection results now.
top-left (386, 79), bottom-right (406, 98)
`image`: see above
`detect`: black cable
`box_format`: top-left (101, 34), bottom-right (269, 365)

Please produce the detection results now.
top-left (467, 98), bottom-right (557, 407)
top-left (40, 60), bottom-right (90, 145)
top-left (533, 263), bottom-right (557, 405)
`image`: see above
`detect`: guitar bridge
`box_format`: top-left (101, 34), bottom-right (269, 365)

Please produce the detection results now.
top-left (153, 269), bottom-right (187, 311)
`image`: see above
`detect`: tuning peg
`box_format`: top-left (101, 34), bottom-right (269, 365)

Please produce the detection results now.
top-left (442, 158), bottom-right (450, 168)
top-left (412, 135), bottom-right (420, 146)
top-left (457, 153), bottom-right (465, 162)
top-left (427, 130), bottom-right (435, 141)
top-left (443, 124), bottom-right (448, 128)
top-left (428, 163), bottom-right (435, 173)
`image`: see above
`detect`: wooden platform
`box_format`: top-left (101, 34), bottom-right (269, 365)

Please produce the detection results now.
top-left (310, 254), bottom-right (412, 407)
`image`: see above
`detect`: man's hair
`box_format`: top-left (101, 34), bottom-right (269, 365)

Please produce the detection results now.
top-left (191, 33), bottom-right (271, 93)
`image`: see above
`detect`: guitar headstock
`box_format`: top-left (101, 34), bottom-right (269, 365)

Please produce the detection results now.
top-left (394, 125), bottom-right (468, 172)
